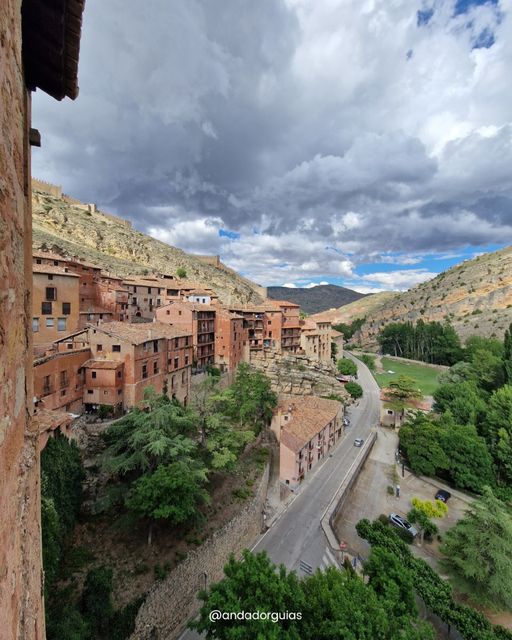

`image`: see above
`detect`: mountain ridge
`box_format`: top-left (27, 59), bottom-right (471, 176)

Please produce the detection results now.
top-left (267, 284), bottom-right (366, 314)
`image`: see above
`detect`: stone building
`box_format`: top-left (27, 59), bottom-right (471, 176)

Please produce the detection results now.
top-left (228, 304), bottom-right (267, 350)
top-left (33, 347), bottom-right (90, 413)
top-left (267, 300), bottom-right (301, 352)
top-left (300, 318), bottom-right (332, 363)
top-left (32, 264), bottom-right (80, 346)
top-left (156, 301), bottom-right (216, 371)
top-left (84, 321), bottom-right (193, 409)
top-left (0, 0), bottom-right (85, 637)
top-left (271, 395), bottom-right (344, 488)
top-left (214, 307), bottom-right (249, 372)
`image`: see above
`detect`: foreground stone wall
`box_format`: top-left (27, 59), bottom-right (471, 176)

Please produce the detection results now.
top-left (131, 464), bottom-right (270, 640)
top-left (0, 2), bottom-right (45, 637)
top-left (250, 350), bottom-right (348, 399)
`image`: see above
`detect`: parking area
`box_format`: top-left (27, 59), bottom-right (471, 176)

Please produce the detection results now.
top-left (334, 426), bottom-right (473, 564)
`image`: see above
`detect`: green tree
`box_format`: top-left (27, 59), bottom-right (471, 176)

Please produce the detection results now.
top-left (433, 380), bottom-right (487, 426)
top-left (125, 460), bottom-right (209, 526)
top-left (191, 550), bottom-right (305, 639)
top-left (337, 357), bottom-right (357, 376)
top-left (101, 390), bottom-right (198, 477)
top-left (81, 566), bottom-right (114, 638)
top-left (441, 487), bottom-right (512, 611)
top-left (504, 324), bottom-right (512, 384)
top-left (360, 353), bottom-right (376, 371)
top-left (441, 417), bottom-right (494, 493)
top-left (330, 341), bottom-right (338, 363)
top-left (484, 385), bottom-right (512, 484)
top-left (465, 336), bottom-right (504, 361)
top-left (399, 413), bottom-right (450, 477)
top-left (345, 381), bottom-right (363, 398)
top-left (384, 376), bottom-right (422, 428)
top-left (176, 267), bottom-right (187, 278)
top-left (407, 507), bottom-right (438, 545)
top-left (228, 363), bottom-right (277, 431)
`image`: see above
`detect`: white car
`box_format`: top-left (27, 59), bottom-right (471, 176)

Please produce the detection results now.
top-left (353, 438), bottom-right (364, 447)
top-left (389, 513), bottom-right (418, 537)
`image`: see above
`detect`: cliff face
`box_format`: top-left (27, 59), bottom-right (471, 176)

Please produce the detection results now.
top-left (353, 246), bottom-right (512, 348)
top-left (31, 187), bottom-right (264, 306)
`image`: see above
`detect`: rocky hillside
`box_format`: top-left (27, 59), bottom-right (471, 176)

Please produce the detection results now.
top-left (352, 246), bottom-right (512, 348)
top-left (31, 187), bottom-right (263, 305)
top-left (309, 291), bottom-right (399, 326)
top-left (267, 284), bottom-right (366, 314)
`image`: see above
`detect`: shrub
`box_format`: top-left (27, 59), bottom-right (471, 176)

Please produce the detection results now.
top-left (176, 267), bottom-right (187, 278)
top-left (345, 381), bottom-right (363, 399)
top-left (387, 485), bottom-right (395, 496)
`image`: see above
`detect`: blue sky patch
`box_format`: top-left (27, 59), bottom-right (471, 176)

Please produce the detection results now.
top-left (219, 228), bottom-right (240, 240)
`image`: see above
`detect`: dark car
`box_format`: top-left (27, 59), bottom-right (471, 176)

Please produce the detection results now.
top-left (389, 513), bottom-right (418, 537)
top-left (435, 489), bottom-right (451, 503)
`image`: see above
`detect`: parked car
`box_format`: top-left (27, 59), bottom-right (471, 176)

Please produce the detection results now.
top-left (389, 513), bottom-right (418, 537)
top-left (343, 417), bottom-right (350, 427)
top-left (435, 489), bottom-right (451, 503)
top-left (353, 438), bottom-right (364, 447)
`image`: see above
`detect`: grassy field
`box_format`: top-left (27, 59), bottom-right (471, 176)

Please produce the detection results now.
top-left (373, 356), bottom-right (441, 396)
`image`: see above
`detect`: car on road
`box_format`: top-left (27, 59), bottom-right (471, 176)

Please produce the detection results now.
top-left (343, 417), bottom-right (350, 427)
top-left (435, 489), bottom-right (451, 503)
top-left (353, 438), bottom-right (364, 447)
top-left (388, 513), bottom-right (418, 537)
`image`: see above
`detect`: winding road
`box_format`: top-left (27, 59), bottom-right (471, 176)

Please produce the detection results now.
top-left (179, 353), bottom-right (381, 638)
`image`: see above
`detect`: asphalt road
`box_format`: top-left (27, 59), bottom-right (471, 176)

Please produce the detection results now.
top-left (179, 353), bottom-right (381, 639)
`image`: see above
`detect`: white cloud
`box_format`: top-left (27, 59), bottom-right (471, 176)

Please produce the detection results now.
top-left (31, 0), bottom-right (512, 286)
top-left (361, 268), bottom-right (438, 291)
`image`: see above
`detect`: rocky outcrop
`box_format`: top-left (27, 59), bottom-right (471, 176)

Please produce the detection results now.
top-left (250, 351), bottom-right (349, 400)
top-left (31, 188), bottom-right (264, 306)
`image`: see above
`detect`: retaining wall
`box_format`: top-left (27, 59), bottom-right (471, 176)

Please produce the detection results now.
top-left (131, 463), bottom-right (270, 640)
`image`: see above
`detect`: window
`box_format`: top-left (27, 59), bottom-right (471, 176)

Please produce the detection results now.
top-left (60, 371), bottom-right (68, 387)
top-left (142, 364), bottom-right (148, 379)
top-left (153, 361), bottom-right (159, 374)
top-left (92, 371), bottom-right (97, 379)
top-left (46, 318), bottom-right (54, 328)
top-left (62, 302), bottom-right (71, 314)
top-left (97, 344), bottom-right (103, 351)
top-left (104, 390), bottom-right (108, 395)
top-left (185, 355), bottom-right (189, 365)
top-left (153, 340), bottom-right (159, 353)
top-left (67, 343), bottom-right (73, 350)
top-left (174, 357), bottom-right (179, 369)
top-left (57, 318), bottom-right (66, 331)
top-left (147, 287), bottom-right (151, 294)
top-left (112, 344), bottom-right (121, 352)
top-left (387, 409), bottom-right (393, 415)
top-left (182, 370), bottom-right (186, 384)
top-left (41, 301), bottom-right (52, 315)
top-left (45, 287), bottom-right (56, 300)
top-left (32, 318), bottom-right (39, 332)
top-left (43, 375), bottom-right (51, 394)
top-left (60, 389), bottom-right (67, 397)
top-left (47, 275), bottom-right (54, 281)
top-left (166, 310), bottom-right (170, 315)
top-left (117, 370), bottom-right (122, 378)
top-left (185, 337), bottom-right (189, 346)
top-left (36, 258), bottom-right (42, 264)
top-left (53, 260), bottom-right (59, 266)
top-left (87, 389), bottom-right (93, 394)
top-left (118, 389), bottom-right (122, 395)
top-left (174, 337), bottom-right (179, 348)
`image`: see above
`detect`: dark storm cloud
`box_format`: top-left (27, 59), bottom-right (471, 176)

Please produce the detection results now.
top-left (32, 0), bottom-right (512, 288)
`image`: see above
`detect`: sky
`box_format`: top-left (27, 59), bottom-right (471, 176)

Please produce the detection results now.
top-left (32, 0), bottom-right (512, 292)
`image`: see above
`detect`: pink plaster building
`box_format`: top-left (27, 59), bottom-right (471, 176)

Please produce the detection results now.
top-left (271, 395), bottom-right (344, 488)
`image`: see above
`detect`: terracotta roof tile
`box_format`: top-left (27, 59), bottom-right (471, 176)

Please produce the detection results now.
top-left (33, 265), bottom-right (79, 277)
top-left (277, 395), bottom-right (342, 452)
top-left (91, 321), bottom-right (191, 344)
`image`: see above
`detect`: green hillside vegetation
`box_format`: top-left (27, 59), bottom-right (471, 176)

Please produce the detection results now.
top-left (399, 328), bottom-right (512, 500)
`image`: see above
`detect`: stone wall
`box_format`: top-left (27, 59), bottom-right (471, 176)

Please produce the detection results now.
top-left (0, 2), bottom-right (45, 637)
top-left (250, 350), bottom-right (348, 399)
top-left (131, 464), bottom-right (270, 640)
top-left (32, 177), bottom-right (62, 197)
